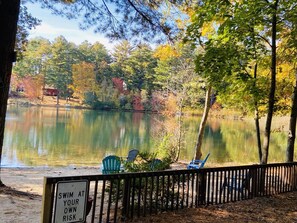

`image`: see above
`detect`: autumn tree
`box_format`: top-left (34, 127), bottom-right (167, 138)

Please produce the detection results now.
top-left (154, 42), bottom-right (202, 161)
top-left (13, 37), bottom-right (52, 99)
top-left (22, 76), bottom-right (43, 99)
top-left (71, 62), bottom-right (97, 103)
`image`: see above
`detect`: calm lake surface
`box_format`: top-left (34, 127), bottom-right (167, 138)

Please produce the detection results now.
top-left (2, 106), bottom-right (293, 167)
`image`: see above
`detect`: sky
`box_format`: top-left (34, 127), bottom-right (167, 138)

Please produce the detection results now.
top-left (26, 2), bottom-right (117, 51)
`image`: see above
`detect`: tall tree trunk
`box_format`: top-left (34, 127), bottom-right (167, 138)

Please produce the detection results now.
top-left (253, 63), bottom-right (262, 162)
top-left (194, 86), bottom-right (212, 160)
top-left (286, 70), bottom-right (297, 162)
top-left (175, 98), bottom-right (183, 162)
top-left (0, 0), bottom-right (21, 186)
top-left (255, 107), bottom-right (262, 161)
top-left (261, 2), bottom-right (278, 164)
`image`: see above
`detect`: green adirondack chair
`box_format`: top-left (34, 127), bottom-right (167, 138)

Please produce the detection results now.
top-left (102, 155), bottom-right (121, 174)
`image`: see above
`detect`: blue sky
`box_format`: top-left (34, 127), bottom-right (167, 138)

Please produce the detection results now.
top-left (26, 2), bottom-right (117, 50)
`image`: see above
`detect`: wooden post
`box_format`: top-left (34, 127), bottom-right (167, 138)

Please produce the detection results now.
top-left (41, 177), bottom-right (55, 223)
top-left (121, 177), bottom-right (131, 221)
top-left (197, 171), bottom-right (206, 205)
top-left (292, 163), bottom-right (297, 191)
top-left (250, 167), bottom-right (258, 198)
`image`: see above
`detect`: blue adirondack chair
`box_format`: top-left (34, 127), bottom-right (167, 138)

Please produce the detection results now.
top-left (221, 170), bottom-right (252, 194)
top-left (120, 149), bottom-right (139, 171)
top-left (102, 155), bottom-right (121, 174)
top-left (187, 153), bottom-right (210, 169)
top-left (125, 149), bottom-right (139, 162)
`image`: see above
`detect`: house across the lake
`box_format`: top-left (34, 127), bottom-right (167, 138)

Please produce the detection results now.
top-left (43, 88), bottom-right (59, 96)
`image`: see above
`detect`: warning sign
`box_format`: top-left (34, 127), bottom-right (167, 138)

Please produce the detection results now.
top-left (54, 180), bottom-right (89, 223)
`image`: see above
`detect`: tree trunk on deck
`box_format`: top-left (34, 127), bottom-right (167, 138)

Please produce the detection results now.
top-left (286, 70), bottom-right (297, 162)
top-left (261, 1), bottom-right (278, 164)
top-left (253, 63), bottom-right (262, 162)
top-left (0, 0), bottom-right (20, 186)
top-left (194, 86), bottom-right (212, 160)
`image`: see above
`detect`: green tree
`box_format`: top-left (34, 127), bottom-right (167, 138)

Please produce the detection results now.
top-left (13, 37), bottom-right (51, 77)
top-left (46, 36), bottom-right (76, 103)
top-left (111, 40), bottom-right (134, 79)
top-left (111, 42), bottom-right (158, 110)
top-left (123, 44), bottom-right (157, 97)
top-left (186, 0), bottom-right (297, 164)
top-left (16, 5), bottom-right (41, 56)
top-left (77, 41), bottom-right (112, 81)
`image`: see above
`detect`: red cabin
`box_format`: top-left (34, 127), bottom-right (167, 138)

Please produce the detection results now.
top-left (43, 88), bottom-right (59, 96)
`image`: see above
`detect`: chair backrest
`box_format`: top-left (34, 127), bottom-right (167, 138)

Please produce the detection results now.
top-left (102, 155), bottom-right (121, 174)
top-left (126, 149), bottom-right (139, 162)
top-left (200, 153), bottom-right (210, 168)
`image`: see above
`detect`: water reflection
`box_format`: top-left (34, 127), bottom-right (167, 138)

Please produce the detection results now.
top-left (2, 106), bottom-right (294, 167)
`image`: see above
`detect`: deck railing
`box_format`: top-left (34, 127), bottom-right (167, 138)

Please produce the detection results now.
top-left (42, 162), bottom-right (297, 223)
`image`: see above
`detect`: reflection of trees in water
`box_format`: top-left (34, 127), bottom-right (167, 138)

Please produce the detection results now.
top-left (4, 107), bottom-right (157, 166)
top-left (180, 118), bottom-right (286, 165)
top-left (4, 107), bottom-right (292, 167)
top-left (217, 120), bottom-right (258, 164)
top-left (180, 117), bottom-right (227, 163)
top-left (203, 124), bottom-right (227, 163)
top-left (218, 120), bottom-right (288, 164)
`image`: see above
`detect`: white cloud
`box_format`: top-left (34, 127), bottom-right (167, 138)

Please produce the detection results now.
top-left (26, 2), bottom-right (119, 51)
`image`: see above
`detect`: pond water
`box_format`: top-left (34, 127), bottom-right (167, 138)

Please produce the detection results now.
top-left (2, 106), bottom-right (293, 167)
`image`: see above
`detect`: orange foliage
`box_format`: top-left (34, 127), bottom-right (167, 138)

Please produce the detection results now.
top-left (10, 74), bottom-right (43, 99)
top-left (22, 76), bottom-right (43, 99)
top-left (72, 62), bottom-right (96, 99)
top-left (132, 95), bottom-right (144, 111)
top-left (112, 78), bottom-right (129, 94)
top-left (162, 93), bottom-right (178, 116)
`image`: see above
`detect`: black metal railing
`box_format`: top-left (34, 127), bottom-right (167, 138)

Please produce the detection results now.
top-left (42, 162), bottom-right (297, 223)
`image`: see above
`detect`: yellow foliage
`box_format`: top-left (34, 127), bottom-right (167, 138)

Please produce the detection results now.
top-left (175, 18), bottom-right (187, 29)
top-left (276, 63), bottom-right (295, 84)
top-left (184, 8), bottom-right (196, 17)
top-left (162, 93), bottom-right (178, 116)
top-left (201, 22), bottom-right (216, 37)
top-left (72, 62), bottom-right (96, 99)
top-left (154, 45), bottom-right (180, 61)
